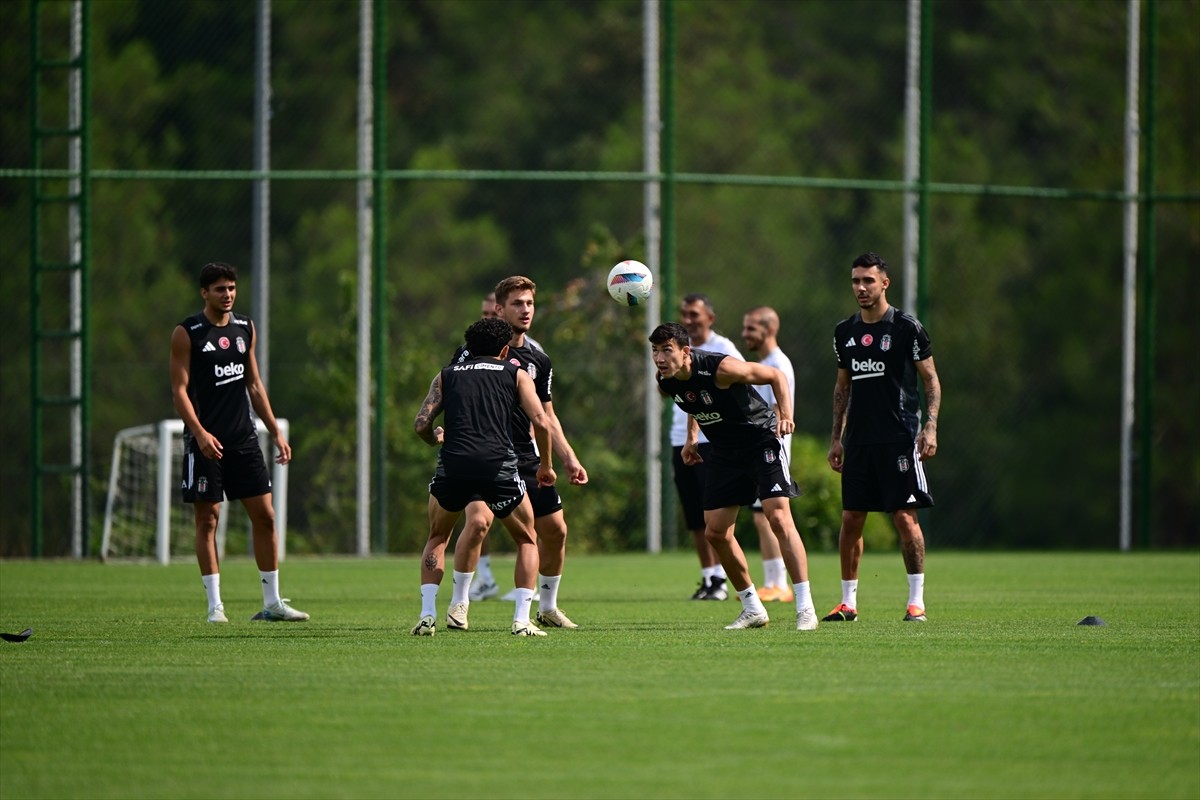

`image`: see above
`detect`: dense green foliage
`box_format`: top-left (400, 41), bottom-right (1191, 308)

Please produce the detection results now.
top-left (1, 553), bottom-right (1198, 798)
top-left (1, 0), bottom-right (1196, 555)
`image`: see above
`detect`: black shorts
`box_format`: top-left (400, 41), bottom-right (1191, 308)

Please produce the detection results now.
top-left (840, 441), bottom-right (934, 512)
top-left (429, 469), bottom-right (527, 519)
top-left (672, 444), bottom-right (712, 531)
top-left (519, 464), bottom-right (563, 518)
top-left (182, 435), bottom-right (271, 503)
top-left (703, 439), bottom-right (799, 511)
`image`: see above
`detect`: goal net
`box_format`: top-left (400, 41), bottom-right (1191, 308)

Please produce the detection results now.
top-left (101, 419), bottom-right (289, 564)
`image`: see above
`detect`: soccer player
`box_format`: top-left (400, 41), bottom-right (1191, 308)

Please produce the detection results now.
top-left (671, 293), bottom-right (743, 600)
top-left (169, 261), bottom-right (308, 624)
top-left (825, 252), bottom-right (941, 623)
top-left (452, 276), bottom-right (588, 629)
top-left (412, 316), bottom-right (556, 637)
top-left (651, 322), bottom-right (820, 631)
top-left (468, 290), bottom-right (544, 603)
top-left (741, 306), bottom-right (798, 603)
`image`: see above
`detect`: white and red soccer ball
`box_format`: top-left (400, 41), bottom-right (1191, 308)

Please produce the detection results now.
top-left (606, 260), bottom-right (654, 307)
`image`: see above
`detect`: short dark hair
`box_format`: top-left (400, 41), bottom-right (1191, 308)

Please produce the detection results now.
top-left (465, 317), bottom-right (513, 357)
top-left (681, 292), bottom-right (714, 312)
top-left (200, 262), bottom-right (238, 288)
top-left (851, 252), bottom-right (889, 275)
top-left (649, 322), bottom-right (689, 348)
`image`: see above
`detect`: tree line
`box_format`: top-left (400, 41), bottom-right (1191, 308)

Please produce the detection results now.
top-left (1, 0), bottom-right (1196, 556)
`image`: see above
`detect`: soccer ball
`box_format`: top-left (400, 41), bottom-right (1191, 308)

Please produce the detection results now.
top-left (607, 260), bottom-right (654, 306)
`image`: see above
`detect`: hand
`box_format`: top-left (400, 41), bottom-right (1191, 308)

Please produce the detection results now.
top-left (827, 440), bottom-right (844, 473)
top-left (566, 460), bottom-right (588, 486)
top-left (777, 417), bottom-right (795, 437)
top-left (681, 442), bottom-right (703, 466)
top-left (273, 434), bottom-right (292, 465)
top-left (433, 426), bottom-right (445, 444)
top-left (199, 431), bottom-right (224, 460)
top-left (537, 465), bottom-right (557, 487)
top-left (917, 423), bottom-right (938, 460)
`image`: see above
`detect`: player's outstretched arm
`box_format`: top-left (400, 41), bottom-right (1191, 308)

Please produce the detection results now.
top-left (715, 359), bottom-right (794, 436)
top-left (916, 356), bottom-right (940, 460)
top-left (413, 373), bottom-right (445, 446)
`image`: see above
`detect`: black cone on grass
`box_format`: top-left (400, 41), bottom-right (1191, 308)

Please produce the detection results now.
top-left (0, 628), bottom-right (33, 642)
top-left (1077, 616), bottom-right (1107, 626)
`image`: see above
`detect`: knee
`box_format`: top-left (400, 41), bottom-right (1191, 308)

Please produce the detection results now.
top-left (703, 526), bottom-right (731, 546)
top-left (196, 507), bottom-right (220, 536)
top-left (540, 522), bottom-right (567, 547)
top-left (765, 509), bottom-right (792, 534)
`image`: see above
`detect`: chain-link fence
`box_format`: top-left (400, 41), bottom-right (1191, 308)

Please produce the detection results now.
top-left (3, 0), bottom-right (1197, 558)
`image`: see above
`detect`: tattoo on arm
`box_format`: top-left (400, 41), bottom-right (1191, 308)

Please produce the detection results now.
top-left (831, 384), bottom-right (850, 439)
top-left (414, 376), bottom-right (443, 439)
top-left (924, 373), bottom-right (941, 423)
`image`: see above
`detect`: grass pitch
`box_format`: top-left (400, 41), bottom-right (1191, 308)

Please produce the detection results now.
top-left (1, 551), bottom-right (1197, 799)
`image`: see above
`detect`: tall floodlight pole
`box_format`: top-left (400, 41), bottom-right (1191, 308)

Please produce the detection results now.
top-left (902, 0), bottom-right (920, 314)
top-left (643, 0), bottom-right (662, 553)
top-left (1119, 0), bottom-right (1142, 551)
top-left (356, 0), bottom-right (374, 556)
top-left (252, 0), bottom-right (271, 385)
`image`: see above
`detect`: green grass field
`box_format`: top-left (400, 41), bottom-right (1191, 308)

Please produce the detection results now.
top-left (1, 552), bottom-right (1197, 799)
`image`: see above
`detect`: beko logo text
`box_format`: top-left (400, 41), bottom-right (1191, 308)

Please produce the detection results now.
top-left (852, 358), bottom-right (885, 372)
top-left (215, 363), bottom-right (245, 378)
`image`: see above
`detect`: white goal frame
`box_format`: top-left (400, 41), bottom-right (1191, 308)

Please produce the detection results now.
top-left (101, 418), bottom-right (289, 565)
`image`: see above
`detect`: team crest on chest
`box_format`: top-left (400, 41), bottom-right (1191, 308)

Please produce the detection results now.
top-left (881, 334), bottom-right (892, 352)
top-left (526, 363), bottom-right (537, 380)
top-left (700, 391), bottom-right (713, 406)
top-left (236, 336), bottom-right (246, 354)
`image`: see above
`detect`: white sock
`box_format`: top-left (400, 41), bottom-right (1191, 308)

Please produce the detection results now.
top-left (477, 555), bottom-right (494, 583)
top-left (792, 580), bottom-right (813, 612)
top-left (701, 565), bottom-right (719, 582)
top-left (451, 571), bottom-right (474, 605)
top-left (764, 557), bottom-right (785, 588)
top-left (511, 588), bottom-right (535, 624)
top-left (260, 570), bottom-right (281, 607)
top-left (907, 573), bottom-right (925, 609)
top-left (842, 579), bottom-right (859, 609)
top-left (738, 585), bottom-right (767, 615)
top-left (538, 574), bottom-right (561, 611)
top-left (202, 573), bottom-right (222, 609)
top-left (713, 564), bottom-right (728, 579)
top-left (420, 583), bottom-right (439, 618)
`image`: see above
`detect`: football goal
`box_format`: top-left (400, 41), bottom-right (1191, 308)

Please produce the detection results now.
top-left (101, 419), bottom-right (289, 564)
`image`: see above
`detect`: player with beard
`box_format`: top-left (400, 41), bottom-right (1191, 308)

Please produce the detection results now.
top-left (826, 252), bottom-right (941, 623)
top-left (740, 306), bottom-right (799, 603)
